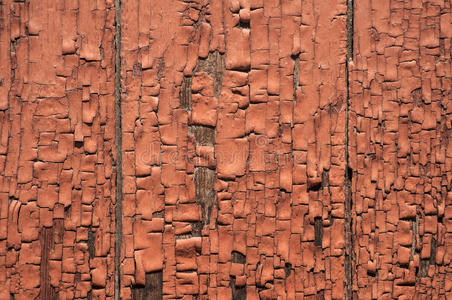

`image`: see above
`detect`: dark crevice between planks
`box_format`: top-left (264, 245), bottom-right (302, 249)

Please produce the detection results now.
top-left (114, 0), bottom-right (123, 298)
top-left (131, 271), bottom-right (163, 300)
top-left (344, 0), bottom-right (354, 298)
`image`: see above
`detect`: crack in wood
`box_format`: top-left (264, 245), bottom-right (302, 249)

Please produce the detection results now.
top-left (114, 0), bottom-right (123, 298)
top-left (345, 0), bottom-right (354, 298)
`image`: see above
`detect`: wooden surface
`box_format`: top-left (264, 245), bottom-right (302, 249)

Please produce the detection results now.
top-left (0, 0), bottom-right (450, 299)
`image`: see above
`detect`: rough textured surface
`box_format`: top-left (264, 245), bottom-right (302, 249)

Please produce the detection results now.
top-left (349, 0), bottom-right (452, 298)
top-left (119, 0), bottom-right (348, 298)
top-left (0, 0), bottom-right (117, 299)
top-left (0, 0), bottom-right (450, 299)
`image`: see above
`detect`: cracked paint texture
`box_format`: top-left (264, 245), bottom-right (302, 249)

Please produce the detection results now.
top-left (0, 0), bottom-right (451, 299)
top-left (0, 0), bottom-right (117, 299)
top-left (119, 0), bottom-right (348, 299)
top-left (349, 0), bottom-right (451, 298)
